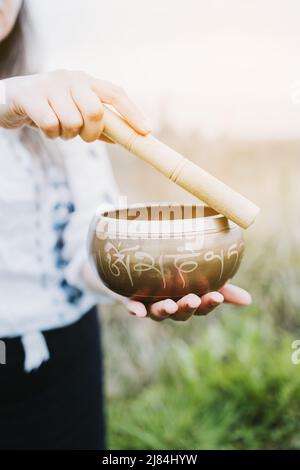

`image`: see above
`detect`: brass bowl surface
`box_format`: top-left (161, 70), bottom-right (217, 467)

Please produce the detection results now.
top-left (88, 204), bottom-right (244, 302)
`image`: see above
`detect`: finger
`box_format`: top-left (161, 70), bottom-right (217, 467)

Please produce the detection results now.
top-left (91, 79), bottom-right (151, 135)
top-left (0, 103), bottom-right (32, 128)
top-left (171, 294), bottom-right (201, 322)
top-left (99, 135), bottom-right (115, 144)
top-left (194, 291), bottom-right (224, 316)
top-left (219, 284), bottom-right (252, 305)
top-left (127, 299), bottom-right (147, 318)
top-left (72, 86), bottom-right (105, 142)
top-left (24, 99), bottom-right (60, 139)
top-left (48, 92), bottom-right (83, 139)
top-left (148, 299), bottom-right (178, 321)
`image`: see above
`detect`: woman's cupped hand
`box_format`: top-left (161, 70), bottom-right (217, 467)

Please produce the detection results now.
top-left (124, 284), bottom-right (252, 321)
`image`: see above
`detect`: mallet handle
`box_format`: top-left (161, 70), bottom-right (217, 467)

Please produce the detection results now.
top-left (103, 106), bottom-right (260, 229)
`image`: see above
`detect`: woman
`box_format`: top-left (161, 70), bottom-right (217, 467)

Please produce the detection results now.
top-left (0, 0), bottom-right (251, 450)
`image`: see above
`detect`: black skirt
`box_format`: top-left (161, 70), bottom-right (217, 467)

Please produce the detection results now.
top-left (0, 307), bottom-right (105, 450)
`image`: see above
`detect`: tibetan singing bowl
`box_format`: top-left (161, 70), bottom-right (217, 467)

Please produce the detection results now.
top-left (88, 204), bottom-right (245, 303)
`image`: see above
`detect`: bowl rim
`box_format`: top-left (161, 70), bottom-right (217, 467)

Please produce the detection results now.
top-left (93, 203), bottom-right (239, 239)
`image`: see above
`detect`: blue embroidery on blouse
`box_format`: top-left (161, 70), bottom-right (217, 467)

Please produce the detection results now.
top-left (49, 167), bottom-right (83, 306)
top-left (59, 279), bottom-right (83, 305)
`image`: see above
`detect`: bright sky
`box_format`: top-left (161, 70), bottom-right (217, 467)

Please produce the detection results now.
top-left (28, 0), bottom-right (300, 138)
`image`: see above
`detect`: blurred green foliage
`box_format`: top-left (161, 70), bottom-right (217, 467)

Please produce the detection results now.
top-left (103, 137), bottom-right (300, 449)
top-left (107, 314), bottom-right (300, 449)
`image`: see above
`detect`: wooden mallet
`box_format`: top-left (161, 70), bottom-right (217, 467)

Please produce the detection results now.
top-left (103, 106), bottom-right (260, 229)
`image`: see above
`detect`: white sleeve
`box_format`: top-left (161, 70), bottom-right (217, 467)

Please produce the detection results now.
top-left (59, 138), bottom-right (119, 300)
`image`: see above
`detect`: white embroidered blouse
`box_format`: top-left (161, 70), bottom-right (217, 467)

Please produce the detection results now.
top-left (0, 127), bottom-right (118, 370)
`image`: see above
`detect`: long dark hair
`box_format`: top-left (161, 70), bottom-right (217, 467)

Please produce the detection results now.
top-left (0, 3), bottom-right (60, 162)
top-left (0, 2), bottom-right (29, 79)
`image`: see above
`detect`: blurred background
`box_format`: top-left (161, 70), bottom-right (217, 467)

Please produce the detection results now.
top-left (28, 0), bottom-right (300, 449)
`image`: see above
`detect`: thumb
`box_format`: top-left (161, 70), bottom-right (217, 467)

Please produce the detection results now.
top-left (219, 284), bottom-right (252, 305)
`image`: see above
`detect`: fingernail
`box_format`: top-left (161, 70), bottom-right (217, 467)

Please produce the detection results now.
top-left (128, 301), bottom-right (146, 318)
top-left (230, 286), bottom-right (252, 305)
top-left (209, 292), bottom-right (224, 307)
top-left (240, 291), bottom-right (252, 305)
top-left (163, 299), bottom-right (178, 314)
top-left (187, 297), bottom-right (201, 309)
top-left (136, 310), bottom-right (147, 318)
top-left (227, 285), bottom-right (252, 305)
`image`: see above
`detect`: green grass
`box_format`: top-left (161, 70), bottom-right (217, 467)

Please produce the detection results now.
top-left (104, 137), bottom-right (300, 450)
top-left (104, 231), bottom-right (300, 450)
top-left (107, 310), bottom-right (300, 449)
